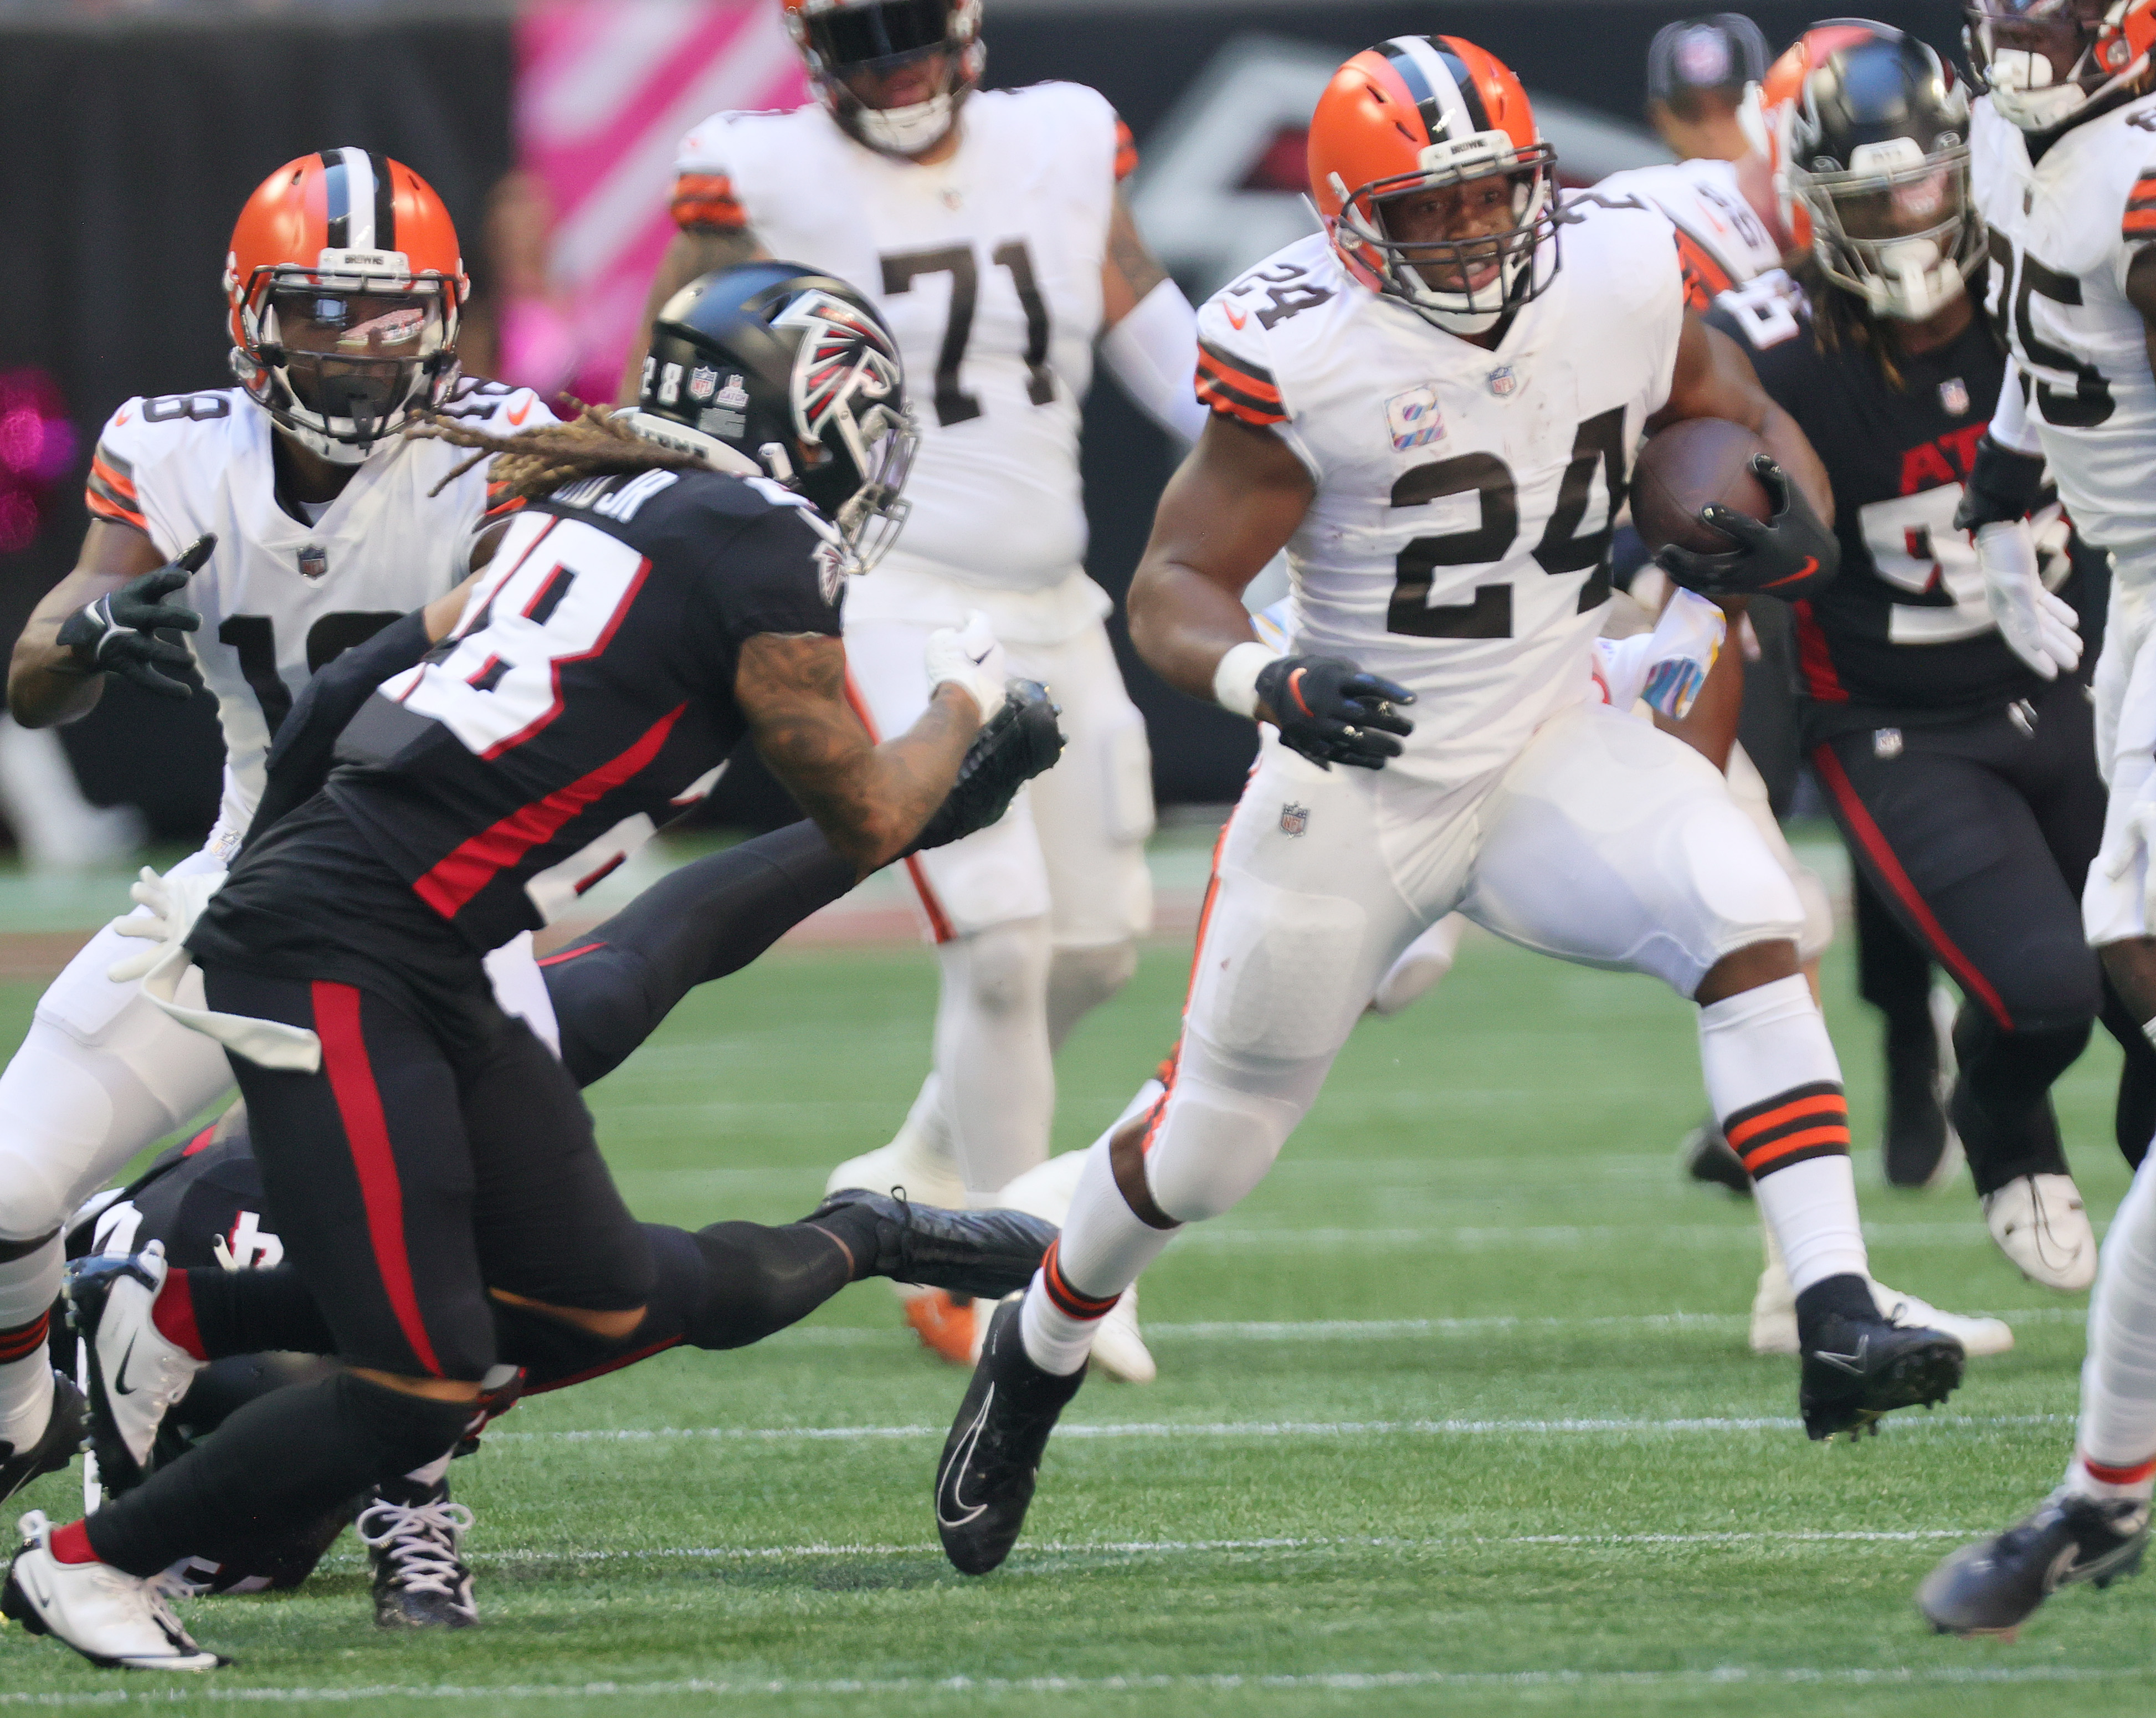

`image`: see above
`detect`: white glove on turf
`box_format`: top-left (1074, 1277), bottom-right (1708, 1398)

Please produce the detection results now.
top-left (924, 609), bottom-right (1009, 722)
top-left (107, 864), bottom-right (227, 984)
top-left (1978, 519), bottom-right (2081, 680)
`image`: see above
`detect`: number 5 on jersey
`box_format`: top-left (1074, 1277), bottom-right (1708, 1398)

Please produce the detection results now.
top-left (387, 513), bottom-right (649, 757)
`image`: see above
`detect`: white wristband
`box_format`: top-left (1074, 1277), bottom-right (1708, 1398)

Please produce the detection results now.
top-left (1213, 641), bottom-right (1282, 719)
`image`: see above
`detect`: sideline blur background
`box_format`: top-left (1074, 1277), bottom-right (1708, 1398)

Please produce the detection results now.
top-left (0, 0), bottom-right (1957, 850)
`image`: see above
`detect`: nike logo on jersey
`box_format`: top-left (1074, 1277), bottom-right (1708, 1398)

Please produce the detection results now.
top-left (507, 399), bottom-right (533, 427)
top-left (115, 409), bottom-right (132, 426)
top-left (1224, 304), bottom-right (1249, 331)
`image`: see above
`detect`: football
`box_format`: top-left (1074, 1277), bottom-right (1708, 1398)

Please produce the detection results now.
top-left (1630, 418), bottom-right (1775, 555)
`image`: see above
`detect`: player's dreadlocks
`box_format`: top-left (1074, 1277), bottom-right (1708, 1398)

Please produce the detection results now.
top-left (1789, 250), bottom-right (2003, 394)
top-left (411, 404), bottom-right (709, 504)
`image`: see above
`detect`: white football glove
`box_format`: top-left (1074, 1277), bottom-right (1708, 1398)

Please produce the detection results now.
top-left (106, 864), bottom-right (227, 984)
top-left (1978, 519), bottom-right (2081, 680)
top-left (923, 609), bottom-right (1009, 722)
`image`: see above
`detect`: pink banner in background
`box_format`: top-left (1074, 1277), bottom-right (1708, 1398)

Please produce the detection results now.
top-left (517, 1), bottom-right (806, 406)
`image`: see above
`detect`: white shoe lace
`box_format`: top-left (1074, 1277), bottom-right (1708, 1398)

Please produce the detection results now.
top-left (357, 1496), bottom-right (475, 1599)
top-left (143, 1567), bottom-right (202, 1650)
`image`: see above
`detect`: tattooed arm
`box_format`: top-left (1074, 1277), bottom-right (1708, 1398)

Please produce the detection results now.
top-left (735, 633), bottom-right (979, 876)
top-left (1101, 191), bottom-right (1171, 326)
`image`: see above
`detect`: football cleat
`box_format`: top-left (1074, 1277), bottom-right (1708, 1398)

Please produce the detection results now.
top-left (1090, 1286), bottom-right (1156, 1384)
top-left (357, 1475), bottom-right (478, 1629)
top-left (934, 1299), bottom-right (1084, 1575)
top-left (807, 1188), bottom-right (1055, 1302)
top-left (1, 1510), bottom-right (227, 1670)
top-left (1918, 1489), bottom-right (2149, 1638)
top-left (0, 1371), bottom-right (85, 1504)
top-left (64, 1242), bottom-right (205, 1494)
top-left (1799, 1305), bottom-right (1965, 1440)
top-left (1871, 1283), bottom-right (2013, 1360)
top-left (1679, 1114), bottom-right (1752, 1197)
top-left (1983, 1173), bottom-right (2096, 1291)
top-left (904, 1289), bottom-right (979, 1367)
top-left (1750, 1254), bottom-right (1799, 1356)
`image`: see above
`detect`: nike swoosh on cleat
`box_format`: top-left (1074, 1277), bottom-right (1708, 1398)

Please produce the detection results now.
top-left (113, 1331), bottom-right (142, 1397)
top-left (1814, 1337), bottom-right (1869, 1376)
top-left (936, 1386), bottom-right (995, 1530)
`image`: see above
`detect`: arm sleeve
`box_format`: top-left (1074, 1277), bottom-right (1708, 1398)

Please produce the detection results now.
top-left (245, 608), bottom-right (434, 847)
top-left (84, 403), bottom-right (153, 538)
top-left (671, 115), bottom-right (751, 231)
top-left (1102, 278), bottom-right (1209, 443)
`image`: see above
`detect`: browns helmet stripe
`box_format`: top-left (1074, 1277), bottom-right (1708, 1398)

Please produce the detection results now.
top-left (1384, 35), bottom-right (1487, 143)
top-left (319, 148), bottom-right (350, 249)
top-left (319, 147), bottom-right (391, 252)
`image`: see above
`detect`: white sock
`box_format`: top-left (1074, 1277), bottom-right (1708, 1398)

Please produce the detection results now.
top-left (1699, 975), bottom-right (1867, 1294)
top-left (934, 919), bottom-right (1054, 1202)
top-left (2072, 1152), bottom-right (2156, 1495)
top-left (1019, 1117), bottom-right (1178, 1377)
top-left (0, 1234), bottom-right (62, 1452)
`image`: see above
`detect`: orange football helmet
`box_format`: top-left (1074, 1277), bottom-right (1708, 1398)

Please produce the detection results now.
top-left (224, 149), bottom-right (467, 463)
top-left (1308, 37), bottom-right (1558, 335)
top-left (784, 0), bottom-right (985, 157)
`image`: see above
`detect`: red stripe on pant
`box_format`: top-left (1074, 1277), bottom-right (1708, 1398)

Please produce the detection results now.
top-left (843, 667), bottom-right (956, 944)
top-left (311, 982), bottom-right (444, 1377)
top-left (1811, 743), bottom-right (2013, 1028)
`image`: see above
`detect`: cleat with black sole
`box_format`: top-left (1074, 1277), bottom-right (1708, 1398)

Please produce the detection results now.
top-left (1918, 1488), bottom-right (2148, 1637)
top-left (934, 1299), bottom-right (1084, 1575)
top-left (1799, 1308), bottom-right (1964, 1441)
top-left (0, 1373), bottom-right (85, 1504)
top-left (1678, 1115), bottom-right (1751, 1197)
top-left (809, 1189), bottom-right (1055, 1301)
top-left (358, 1476), bottom-right (478, 1629)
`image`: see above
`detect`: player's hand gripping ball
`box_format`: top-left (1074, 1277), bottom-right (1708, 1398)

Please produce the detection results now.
top-left (1254, 655), bottom-right (1416, 772)
top-left (1634, 421), bottom-right (1837, 602)
top-left (57, 533), bottom-right (215, 700)
top-left (907, 678), bottom-right (1067, 855)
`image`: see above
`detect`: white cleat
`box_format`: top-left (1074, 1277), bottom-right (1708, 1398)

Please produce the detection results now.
top-left (1871, 1282), bottom-right (2014, 1358)
top-left (1749, 1257), bottom-right (1799, 1356)
top-left (1089, 1286), bottom-right (1156, 1384)
top-left (64, 1242), bottom-right (206, 1493)
top-left (1, 1511), bottom-right (225, 1670)
top-left (1983, 1173), bottom-right (2097, 1292)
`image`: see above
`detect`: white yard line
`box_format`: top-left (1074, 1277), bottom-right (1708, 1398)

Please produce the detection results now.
top-left (487, 1413), bottom-right (2068, 1447)
top-left (4, 1665), bottom-right (2149, 1705)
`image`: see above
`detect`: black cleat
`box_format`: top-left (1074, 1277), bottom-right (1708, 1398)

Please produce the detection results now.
top-left (934, 1299), bottom-right (1084, 1575)
top-left (1678, 1112), bottom-right (1751, 1197)
top-left (809, 1189), bottom-right (1054, 1301)
top-left (1918, 1488), bottom-right (2148, 1637)
top-left (1799, 1304), bottom-right (1965, 1440)
top-left (0, 1372), bottom-right (85, 1504)
top-left (357, 1475), bottom-right (478, 1629)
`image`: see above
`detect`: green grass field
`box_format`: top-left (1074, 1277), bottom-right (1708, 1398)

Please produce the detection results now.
top-left (0, 926), bottom-right (2150, 1715)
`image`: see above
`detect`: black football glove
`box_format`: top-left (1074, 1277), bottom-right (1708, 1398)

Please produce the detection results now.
top-left (906, 678), bottom-right (1066, 856)
top-left (1254, 654), bottom-right (1415, 772)
top-left (1654, 457), bottom-right (1838, 602)
top-left (1952, 432), bottom-right (2050, 534)
top-left (55, 534), bottom-right (215, 700)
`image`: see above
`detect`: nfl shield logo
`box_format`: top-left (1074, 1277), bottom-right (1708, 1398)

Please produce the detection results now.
top-left (688, 366), bottom-right (720, 403)
top-left (298, 544), bottom-right (328, 580)
top-left (1487, 367), bottom-right (1519, 398)
top-left (1939, 377), bottom-right (1971, 418)
top-left (1280, 802), bottom-right (1309, 838)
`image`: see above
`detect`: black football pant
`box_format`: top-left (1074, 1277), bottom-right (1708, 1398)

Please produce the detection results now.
top-left (1812, 676), bottom-right (2156, 1191)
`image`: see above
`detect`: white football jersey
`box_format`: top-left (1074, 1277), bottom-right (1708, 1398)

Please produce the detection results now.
top-left (1593, 157), bottom-right (1784, 304)
top-left (1971, 91), bottom-right (2156, 565)
top-left (84, 380), bottom-right (553, 844)
top-left (1195, 202), bottom-right (1686, 792)
top-left (674, 85), bottom-right (1124, 593)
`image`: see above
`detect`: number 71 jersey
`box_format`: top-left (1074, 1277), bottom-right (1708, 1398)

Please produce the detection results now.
top-left (1197, 202), bottom-right (1686, 791)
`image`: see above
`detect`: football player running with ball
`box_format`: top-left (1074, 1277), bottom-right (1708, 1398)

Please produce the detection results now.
top-left (0, 152), bottom-right (558, 1512)
top-left (931, 36), bottom-right (1973, 1579)
top-left (1921, 0), bottom-right (2156, 1638)
top-left (625, 0), bottom-right (1208, 1376)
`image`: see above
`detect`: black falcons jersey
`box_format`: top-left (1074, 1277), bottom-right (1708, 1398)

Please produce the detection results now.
top-left (1705, 272), bottom-right (2068, 725)
top-left (316, 466), bottom-right (843, 953)
top-left (65, 1126), bottom-right (274, 1276)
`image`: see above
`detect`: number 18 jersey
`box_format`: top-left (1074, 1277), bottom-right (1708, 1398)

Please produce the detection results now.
top-left (1195, 202), bottom-right (1686, 792)
top-left (1972, 91), bottom-right (2156, 566)
top-left (83, 381), bottom-right (553, 849)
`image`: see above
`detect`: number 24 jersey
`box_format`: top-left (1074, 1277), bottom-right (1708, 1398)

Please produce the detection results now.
top-left (1195, 199), bottom-right (1685, 792)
